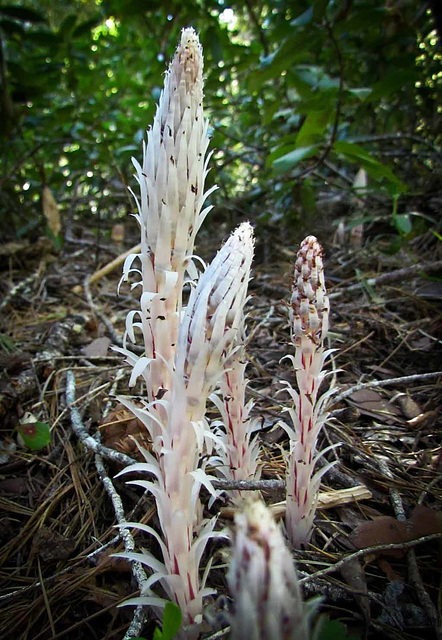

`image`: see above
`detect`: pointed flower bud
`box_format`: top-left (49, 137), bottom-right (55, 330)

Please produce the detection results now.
top-left (228, 500), bottom-right (309, 640)
top-left (121, 27), bottom-right (217, 402)
top-left (174, 222), bottom-right (254, 421)
top-left (131, 27), bottom-right (215, 277)
top-left (283, 236), bottom-right (334, 548)
top-left (290, 236), bottom-right (329, 349)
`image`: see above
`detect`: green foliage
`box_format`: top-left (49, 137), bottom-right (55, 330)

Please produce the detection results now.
top-left (0, 0), bottom-right (439, 237)
top-left (316, 618), bottom-right (360, 640)
top-left (153, 602), bottom-right (182, 640)
top-left (17, 420), bottom-right (51, 450)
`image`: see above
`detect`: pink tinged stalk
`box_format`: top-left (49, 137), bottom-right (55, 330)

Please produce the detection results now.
top-left (227, 500), bottom-right (310, 640)
top-left (210, 326), bottom-right (262, 502)
top-left (115, 223), bottom-right (254, 637)
top-left (116, 28), bottom-right (216, 407)
top-left (281, 236), bottom-right (334, 549)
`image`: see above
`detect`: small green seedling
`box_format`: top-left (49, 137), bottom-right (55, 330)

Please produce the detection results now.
top-left (153, 602), bottom-right (182, 640)
top-left (131, 602), bottom-right (182, 640)
top-left (17, 419), bottom-right (51, 450)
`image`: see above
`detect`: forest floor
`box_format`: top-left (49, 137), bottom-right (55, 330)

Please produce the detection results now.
top-left (0, 213), bottom-right (441, 640)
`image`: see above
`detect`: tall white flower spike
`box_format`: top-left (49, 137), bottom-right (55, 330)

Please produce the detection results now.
top-left (116, 223), bottom-right (254, 636)
top-left (281, 236), bottom-right (335, 548)
top-left (210, 324), bottom-right (262, 503)
top-left (118, 27), bottom-right (216, 407)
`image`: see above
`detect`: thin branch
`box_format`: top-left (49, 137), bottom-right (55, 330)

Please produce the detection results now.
top-left (244, 0), bottom-right (269, 56)
top-left (332, 370), bottom-right (442, 405)
top-left (330, 260), bottom-right (442, 298)
top-left (95, 447), bottom-right (149, 639)
top-left (349, 132), bottom-right (442, 157)
top-left (299, 532), bottom-right (442, 585)
top-left (378, 459), bottom-right (442, 639)
top-left (66, 370), bottom-right (137, 467)
top-left (295, 17), bottom-right (344, 180)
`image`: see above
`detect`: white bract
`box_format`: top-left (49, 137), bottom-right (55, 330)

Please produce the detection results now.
top-left (228, 500), bottom-right (310, 640)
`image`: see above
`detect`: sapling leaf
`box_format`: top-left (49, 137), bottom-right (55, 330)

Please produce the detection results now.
top-left (161, 601), bottom-right (182, 639)
top-left (316, 617), bottom-right (360, 640)
top-left (394, 213), bottom-right (412, 235)
top-left (272, 146), bottom-right (318, 174)
top-left (17, 421), bottom-right (51, 450)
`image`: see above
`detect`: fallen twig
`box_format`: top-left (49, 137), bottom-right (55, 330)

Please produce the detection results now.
top-left (300, 532), bottom-right (442, 585)
top-left (378, 459), bottom-right (442, 639)
top-left (66, 370), bottom-right (136, 467)
top-left (330, 260), bottom-right (442, 298)
top-left (332, 370), bottom-right (442, 405)
top-left (72, 243), bottom-right (141, 294)
top-left (95, 445), bottom-right (149, 639)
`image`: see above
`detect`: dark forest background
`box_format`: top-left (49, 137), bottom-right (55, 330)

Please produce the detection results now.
top-left (0, 0), bottom-right (440, 250)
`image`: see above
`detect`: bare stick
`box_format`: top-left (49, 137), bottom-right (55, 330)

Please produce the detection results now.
top-left (72, 243), bottom-right (141, 293)
top-left (330, 260), bottom-right (442, 298)
top-left (332, 371), bottom-right (442, 405)
top-left (299, 532), bottom-right (442, 585)
top-left (66, 370), bottom-right (137, 467)
top-left (94, 448), bottom-right (149, 639)
top-left (378, 459), bottom-right (441, 639)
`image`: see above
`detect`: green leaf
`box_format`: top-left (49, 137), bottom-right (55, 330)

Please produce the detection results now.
top-left (370, 69), bottom-right (420, 101)
top-left (317, 618), bottom-right (360, 640)
top-left (247, 35), bottom-right (308, 91)
top-left (262, 101), bottom-right (280, 126)
top-left (333, 141), bottom-right (406, 192)
top-left (346, 87), bottom-right (372, 100)
top-left (394, 214), bottom-right (412, 235)
top-left (18, 421), bottom-right (51, 450)
top-left (0, 18), bottom-right (26, 36)
top-left (296, 110), bottom-right (330, 147)
top-left (272, 146), bottom-right (318, 174)
top-left (161, 602), bottom-right (182, 639)
top-left (59, 14), bottom-right (77, 38)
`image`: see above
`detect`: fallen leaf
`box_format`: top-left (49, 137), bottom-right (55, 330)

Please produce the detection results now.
top-left (17, 419), bottom-right (51, 451)
top-left (347, 388), bottom-right (402, 423)
top-left (410, 505), bottom-right (442, 538)
top-left (31, 527), bottom-right (76, 561)
top-left (350, 516), bottom-right (408, 557)
top-left (395, 393), bottom-right (422, 420)
top-left (83, 337), bottom-right (111, 358)
top-left (0, 477), bottom-right (28, 495)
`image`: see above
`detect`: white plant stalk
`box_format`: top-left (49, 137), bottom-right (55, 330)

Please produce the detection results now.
top-left (116, 27), bottom-right (216, 419)
top-left (227, 500), bottom-right (310, 640)
top-left (210, 324), bottom-right (261, 502)
top-left (281, 236), bottom-right (333, 549)
top-left (115, 223), bottom-right (254, 636)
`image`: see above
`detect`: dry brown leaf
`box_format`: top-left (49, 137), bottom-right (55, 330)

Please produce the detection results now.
top-left (350, 516), bottom-right (408, 557)
top-left (395, 393), bottom-right (422, 420)
top-left (350, 505), bottom-right (442, 558)
top-left (83, 337), bottom-right (111, 358)
top-left (95, 547), bottom-right (132, 574)
top-left (31, 527), bottom-right (76, 561)
top-left (347, 388), bottom-right (402, 423)
top-left (410, 504), bottom-right (442, 538)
